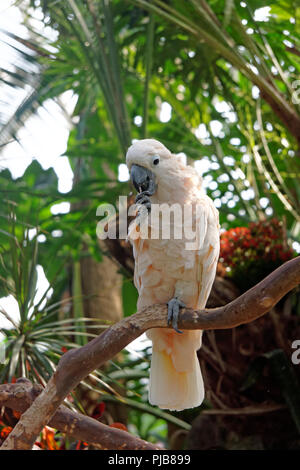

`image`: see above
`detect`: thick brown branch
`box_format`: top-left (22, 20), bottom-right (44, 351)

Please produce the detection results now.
top-left (260, 89), bottom-right (300, 148)
top-left (1, 256), bottom-right (299, 450)
top-left (0, 378), bottom-right (160, 450)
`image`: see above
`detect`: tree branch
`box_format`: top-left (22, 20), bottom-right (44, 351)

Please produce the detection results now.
top-left (1, 256), bottom-right (299, 450)
top-left (0, 378), bottom-right (160, 450)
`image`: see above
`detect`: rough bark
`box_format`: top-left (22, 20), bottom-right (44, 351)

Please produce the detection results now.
top-left (0, 378), bottom-right (160, 450)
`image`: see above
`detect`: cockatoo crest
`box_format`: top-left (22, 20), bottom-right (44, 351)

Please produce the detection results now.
top-left (126, 139), bottom-right (172, 170)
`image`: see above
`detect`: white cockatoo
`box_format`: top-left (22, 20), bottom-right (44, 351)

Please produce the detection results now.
top-left (126, 139), bottom-right (220, 411)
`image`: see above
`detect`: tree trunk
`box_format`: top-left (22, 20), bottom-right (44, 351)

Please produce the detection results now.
top-left (80, 241), bottom-right (123, 330)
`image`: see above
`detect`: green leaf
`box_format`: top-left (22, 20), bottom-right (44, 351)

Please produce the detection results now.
top-left (122, 278), bottom-right (138, 317)
top-left (239, 356), bottom-right (266, 392)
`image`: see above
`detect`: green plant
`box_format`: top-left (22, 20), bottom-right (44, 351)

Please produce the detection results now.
top-left (0, 217), bottom-right (101, 384)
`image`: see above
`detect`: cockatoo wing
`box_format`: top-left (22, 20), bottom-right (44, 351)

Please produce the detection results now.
top-left (194, 195), bottom-right (220, 310)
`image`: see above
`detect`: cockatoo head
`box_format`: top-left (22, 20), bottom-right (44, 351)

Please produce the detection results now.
top-left (126, 139), bottom-right (178, 196)
top-left (126, 139), bottom-right (202, 202)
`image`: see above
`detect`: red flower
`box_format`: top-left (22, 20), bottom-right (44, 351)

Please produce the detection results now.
top-left (219, 219), bottom-right (296, 290)
top-left (0, 426), bottom-right (12, 439)
top-left (75, 440), bottom-right (88, 450)
top-left (91, 402), bottom-right (105, 420)
top-left (39, 426), bottom-right (60, 450)
top-left (109, 422), bottom-right (128, 432)
top-left (13, 410), bottom-right (21, 420)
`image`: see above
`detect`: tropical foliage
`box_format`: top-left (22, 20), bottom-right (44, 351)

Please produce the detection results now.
top-left (0, 0), bottom-right (300, 449)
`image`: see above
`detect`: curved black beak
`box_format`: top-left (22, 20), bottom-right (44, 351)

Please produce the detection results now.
top-left (130, 164), bottom-right (157, 195)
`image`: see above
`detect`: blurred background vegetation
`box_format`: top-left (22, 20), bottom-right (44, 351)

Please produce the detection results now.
top-left (0, 0), bottom-right (300, 450)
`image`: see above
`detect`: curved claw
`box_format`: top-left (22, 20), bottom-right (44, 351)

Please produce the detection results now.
top-left (135, 191), bottom-right (152, 213)
top-left (136, 191), bottom-right (151, 202)
top-left (167, 297), bottom-right (185, 334)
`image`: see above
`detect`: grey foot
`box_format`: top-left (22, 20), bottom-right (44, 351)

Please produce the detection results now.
top-left (135, 191), bottom-right (151, 212)
top-left (167, 297), bottom-right (185, 334)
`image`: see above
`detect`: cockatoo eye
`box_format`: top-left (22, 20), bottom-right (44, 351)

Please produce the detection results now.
top-left (152, 155), bottom-right (160, 166)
